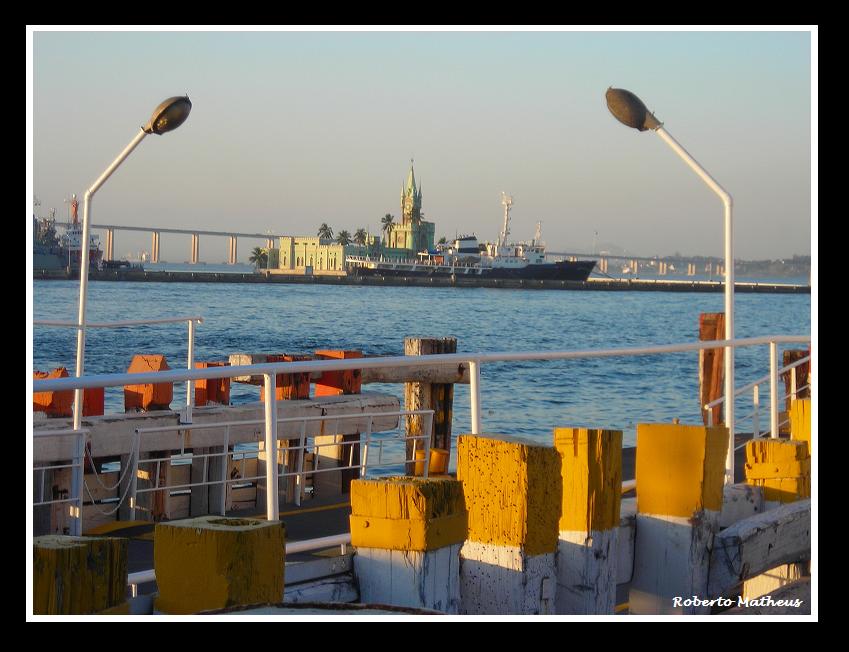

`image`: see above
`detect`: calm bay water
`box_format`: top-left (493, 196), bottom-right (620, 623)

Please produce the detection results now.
top-left (31, 279), bottom-right (810, 448)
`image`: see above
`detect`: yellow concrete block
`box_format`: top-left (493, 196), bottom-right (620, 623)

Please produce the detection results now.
top-left (554, 428), bottom-right (622, 532)
top-left (154, 516), bottom-right (285, 615)
top-left (350, 476), bottom-right (466, 551)
top-left (33, 535), bottom-right (128, 615)
top-left (790, 399), bottom-right (811, 453)
top-left (745, 439), bottom-right (810, 503)
top-left (457, 434), bottom-right (561, 555)
top-left (635, 424), bottom-right (728, 517)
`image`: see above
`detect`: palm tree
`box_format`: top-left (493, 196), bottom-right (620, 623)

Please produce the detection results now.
top-left (353, 228), bottom-right (368, 246)
top-left (335, 230), bottom-right (352, 246)
top-left (381, 214), bottom-right (395, 249)
top-left (317, 223), bottom-right (333, 240)
top-left (249, 246), bottom-right (268, 269)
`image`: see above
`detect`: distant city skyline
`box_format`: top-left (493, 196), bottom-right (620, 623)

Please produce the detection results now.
top-left (28, 28), bottom-right (815, 263)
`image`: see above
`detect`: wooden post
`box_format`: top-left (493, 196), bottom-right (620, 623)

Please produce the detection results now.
top-left (350, 477), bottom-right (467, 613)
top-left (782, 350), bottom-right (811, 406)
top-left (699, 313), bottom-right (725, 426)
top-left (457, 434), bottom-right (561, 614)
top-left (33, 535), bottom-right (128, 614)
top-left (154, 516), bottom-right (286, 614)
top-left (404, 337), bottom-right (456, 475)
top-left (553, 427), bottom-right (622, 614)
top-left (629, 424), bottom-right (728, 614)
top-left (743, 438), bottom-right (811, 599)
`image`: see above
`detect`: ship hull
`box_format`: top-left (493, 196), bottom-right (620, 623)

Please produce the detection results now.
top-left (350, 260), bottom-right (596, 282)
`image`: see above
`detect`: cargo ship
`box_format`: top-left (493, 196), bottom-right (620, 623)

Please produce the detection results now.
top-left (33, 195), bottom-right (103, 271)
top-left (346, 193), bottom-right (596, 281)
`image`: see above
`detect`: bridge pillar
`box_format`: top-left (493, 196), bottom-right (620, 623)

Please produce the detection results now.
top-left (228, 236), bottom-right (238, 265)
top-left (191, 234), bottom-right (199, 264)
top-left (151, 232), bottom-right (160, 263)
top-left (105, 229), bottom-right (114, 261)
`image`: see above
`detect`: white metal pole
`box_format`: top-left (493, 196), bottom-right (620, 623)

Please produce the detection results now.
top-left (263, 373), bottom-right (280, 521)
top-left (770, 342), bottom-right (779, 438)
top-left (70, 128), bottom-right (147, 535)
top-left (654, 127), bottom-right (734, 483)
top-left (73, 129), bottom-right (148, 432)
top-left (469, 360), bottom-right (482, 435)
top-left (185, 319), bottom-right (195, 424)
top-left (753, 385), bottom-right (760, 439)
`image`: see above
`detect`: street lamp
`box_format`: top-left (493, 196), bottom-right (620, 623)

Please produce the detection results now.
top-left (73, 96), bottom-right (191, 430)
top-left (605, 87), bottom-right (735, 484)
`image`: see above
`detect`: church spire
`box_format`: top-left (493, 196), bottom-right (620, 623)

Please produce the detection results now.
top-left (401, 159), bottom-right (422, 224)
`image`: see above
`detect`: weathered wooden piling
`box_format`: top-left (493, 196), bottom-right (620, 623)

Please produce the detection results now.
top-left (553, 427), bottom-right (622, 614)
top-left (403, 337), bottom-right (457, 474)
top-left (154, 515), bottom-right (286, 614)
top-left (33, 535), bottom-right (128, 614)
top-left (350, 476), bottom-right (467, 613)
top-left (629, 424), bottom-right (728, 614)
top-left (457, 434), bottom-right (561, 614)
top-left (699, 313), bottom-right (725, 426)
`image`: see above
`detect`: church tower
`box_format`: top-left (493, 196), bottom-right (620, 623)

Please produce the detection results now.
top-left (400, 160), bottom-right (423, 225)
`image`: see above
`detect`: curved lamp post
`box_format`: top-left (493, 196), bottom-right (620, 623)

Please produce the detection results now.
top-left (605, 87), bottom-right (735, 484)
top-left (70, 97), bottom-right (191, 531)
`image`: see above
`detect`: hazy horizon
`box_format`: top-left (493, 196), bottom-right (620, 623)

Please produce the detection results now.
top-left (29, 28), bottom-right (815, 264)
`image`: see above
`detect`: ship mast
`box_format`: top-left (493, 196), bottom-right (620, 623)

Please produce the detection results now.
top-left (498, 192), bottom-right (513, 248)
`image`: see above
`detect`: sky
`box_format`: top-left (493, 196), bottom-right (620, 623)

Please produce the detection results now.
top-left (28, 28), bottom-right (815, 263)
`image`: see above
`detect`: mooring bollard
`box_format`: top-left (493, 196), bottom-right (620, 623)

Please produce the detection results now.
top-left (33, 535), bottom-right (128, 615)
top-left (153, 515), bottom-right (286, 614)
top-left (628, 424), bottom-right (728, 615)
top-left (350, 476), bottom-right (467, 613)
top-left (457, 434), bottom-right (561, 615)
top-left (553, 427), bottom-right (622, 614)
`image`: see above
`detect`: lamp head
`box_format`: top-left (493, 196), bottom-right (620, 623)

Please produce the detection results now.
top-left (605, 88), bottom-right (662, 132)
top-left (143, 96), bottom-right (192, 135)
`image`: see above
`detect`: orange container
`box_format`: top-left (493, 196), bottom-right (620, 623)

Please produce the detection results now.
top-left (313, 350), bottom-right (363, 397)
top-left (83, 387), bottom-right (105, 416)
top-left (33, 367), bottom-right (73, 417)
top-left (261, 354), bottom-right (312, 402)
top-left (124, 354), bottom-right (173, 411)
top-left (195, 361), bottom-right (231, 406)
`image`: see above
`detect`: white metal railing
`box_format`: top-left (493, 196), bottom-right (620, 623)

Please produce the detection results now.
top-left (34, 316), bottom-right (203, 425)
top-left (32, 428), bottom-right (88, 531)
top-left (33, 334), bottom-right (811, 534)
top-left (33, 333), bottom-right (811, 598)
top-left (126, 409), bottom-right (433, 517)
top-left (706, 354), bottom-right (811, 445)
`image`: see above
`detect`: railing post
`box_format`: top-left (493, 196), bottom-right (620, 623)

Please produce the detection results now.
top-left (70, 429), bottom-right (86, 536)
top-left (790, 367), bottom-right (797, 402)
top-left (184, 319), bottom-right (195, 424)
top-left (469, 360), bottom-right (481, 435)
top-left (752, 385), bottom-right (760, 439)
top-left (263, 373), bottom-right (279, 521)
top-left (770, 342), bottom-right (779, 438)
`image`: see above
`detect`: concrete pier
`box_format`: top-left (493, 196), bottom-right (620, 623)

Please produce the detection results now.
top-left (36, 268), bottom-right (812, 294)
